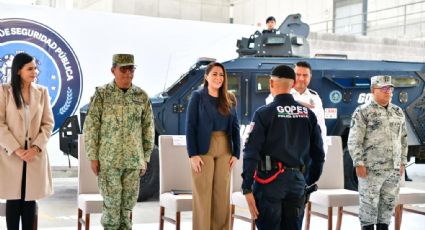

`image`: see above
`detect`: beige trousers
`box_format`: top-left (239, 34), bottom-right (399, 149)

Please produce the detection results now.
top-left (191, 131), bottom-right (232, 230)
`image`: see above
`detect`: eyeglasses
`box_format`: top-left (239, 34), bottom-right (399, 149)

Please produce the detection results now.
top-left (375, 86), bottom-right (394, 93)
top-left (118, 66), bottom-right (136, 73)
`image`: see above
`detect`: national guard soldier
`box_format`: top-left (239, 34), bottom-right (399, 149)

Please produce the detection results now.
top-left (242, 64), bottom-right (325, 230)
top-left (348, 75), bottom-right (407, 230)
top-left (84, 54), bottom-right (155, 230)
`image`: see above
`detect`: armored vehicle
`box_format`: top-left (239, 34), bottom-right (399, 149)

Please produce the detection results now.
top-left (62, 14), bottom-right (425, 201)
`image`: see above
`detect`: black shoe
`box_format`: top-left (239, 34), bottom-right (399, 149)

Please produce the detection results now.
top-left (405, 169), bottom-right (412, 181)
top-left (362, 224), bottom-right (374, 230)
top-left (376, 223), bottom-right (388, 230)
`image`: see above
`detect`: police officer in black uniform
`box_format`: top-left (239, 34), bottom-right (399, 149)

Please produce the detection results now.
top-left (262, 16), bottom-right (277, 34)
top-left (242, 64), bottom-right (325, 230)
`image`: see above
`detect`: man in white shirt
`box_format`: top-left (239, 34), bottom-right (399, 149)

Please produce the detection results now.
top-left (266, 61), bottom-right (328, 154)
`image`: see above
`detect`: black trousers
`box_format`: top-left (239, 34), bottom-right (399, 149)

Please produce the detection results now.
top-left (6, 150), bottom-right (36, 230)
top-left (255, 194), bottom-right (305, 230)
top-left (253, 170), bottom-right (306, 230)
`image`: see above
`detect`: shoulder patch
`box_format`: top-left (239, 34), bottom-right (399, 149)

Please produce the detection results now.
top-left (308, 89), bottom-right (318, 95)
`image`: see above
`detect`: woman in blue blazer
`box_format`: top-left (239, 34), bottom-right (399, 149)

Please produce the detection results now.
top-left (186, 62), bottom-right (240, 230)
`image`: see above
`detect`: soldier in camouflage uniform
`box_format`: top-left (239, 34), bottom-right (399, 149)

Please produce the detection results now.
top-left (84, 54), bottom-right (155, 230)
top-left (348, 75), bottom-right (407, 230)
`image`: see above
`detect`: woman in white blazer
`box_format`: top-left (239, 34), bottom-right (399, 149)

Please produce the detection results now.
top-left (0, 52), bottom-right (54, 230)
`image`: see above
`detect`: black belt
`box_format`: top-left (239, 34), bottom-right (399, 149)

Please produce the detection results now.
top-left (259, 159), bottom-right (304, 173)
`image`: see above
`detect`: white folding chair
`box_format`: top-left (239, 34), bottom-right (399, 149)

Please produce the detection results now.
top-left (77, 135), bottom-right (104, 230)
top-left (305, 136), bottom-right (359, 230)
top-left (158, 135), bottom-right (192, 230)
top-left (0, 200), bottom-right (5, 217)
top-left (78, 135), bottom-right (133, 230)
top-left (394, 176), bottom-right (425, 230)
top-left (230, 148), bottom-right (255, 230)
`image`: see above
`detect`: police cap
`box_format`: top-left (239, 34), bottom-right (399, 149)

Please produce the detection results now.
top-left (112, 54), bottom-right (134, 67)
top-left (271, 64), bottom-right (295, 80)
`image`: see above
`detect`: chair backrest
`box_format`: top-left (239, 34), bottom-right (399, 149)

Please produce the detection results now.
top-left (400, 173), bottom-right (406, 187)
top-left (159, 135), bottom-right (192, 194)
top-left (0, 200), bottom-right (5, 216)
top-left (316, 136), bottom-right (344, 189)
top-left (78, 135), bottom-right (99, 194)
top-left (231, 140), bottom-right (245, 193)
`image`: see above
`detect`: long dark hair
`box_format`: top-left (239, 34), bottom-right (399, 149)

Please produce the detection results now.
top-left (203, 62), bottom-right (236, 116)
top-left (11, 53), bottom-right (34, 109)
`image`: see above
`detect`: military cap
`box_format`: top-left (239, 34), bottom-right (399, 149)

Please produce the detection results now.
top-left (371, 75), bottom-right (394, 88)
top-left (271, 64), bottom-right (295, 80)
top-left (112, 54), bottom-right (134, 67)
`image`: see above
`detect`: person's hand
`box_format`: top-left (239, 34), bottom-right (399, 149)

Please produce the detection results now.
top-left (21, 147), bottom-right (38, 162)
top-left (400, 164), bottom-right (405, 177)
top-left (140, 161), bottom-right (148, 176)
top-left (356, 165), bottom-right (367, 178)
top-left (190, 156), bottom-right (204, 173)
top-left (14, 148), bottom-right (26, 158)
top-left (229, 156), bottom-right (238, 171)
top-left (245, 193), bottom-right (259, 219)
top-left (90, 160), bottom-right (100, 176)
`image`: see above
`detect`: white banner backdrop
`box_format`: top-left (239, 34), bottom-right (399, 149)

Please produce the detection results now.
top-left (0, 2), bottom-right (255, 166)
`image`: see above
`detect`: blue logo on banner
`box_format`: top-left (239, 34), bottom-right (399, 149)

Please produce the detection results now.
top-left (0, 18), bottom-right (83, 134)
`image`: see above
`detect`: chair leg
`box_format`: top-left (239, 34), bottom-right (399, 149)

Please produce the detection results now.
top-left (394, 204), bottom-right (403, 230)
top-left (230, 204), bottom-right (235, 230)
top-left (33, 213), bottom-right (38, 230)
top-left (176, 211), bottom-right (181, 230)
top-left (399, 205), bottom-right (403, 230)
top-left (336, 207), bottom-right (343, 230)
top-left (159, 206), bottom-right (165, 230)
top-left (85, 213), bottom-right (90, 230)
top-left (78, 208), bottom-right (82, 230)
top-left (305, 201), bottom-right (312, 230)
top-left (327, 207), bottom-right (333, 230)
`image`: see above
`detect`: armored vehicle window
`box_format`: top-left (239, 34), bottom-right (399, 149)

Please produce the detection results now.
top-left (328, 75), bottom-right (420, 89)
top-left (183, 81), bottom-right (204, 103)
top-left (256, 74), bottom-right (271, 93)
top-left (228, 73), bottom-right (241, 97)
top-left (392, 77), bottom-right (419, 87)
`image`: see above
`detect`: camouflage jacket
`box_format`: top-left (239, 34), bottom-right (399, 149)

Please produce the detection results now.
top-left (84, 81), bottom-right (155, 169)
top-left (347, 99), bottom-right (408, 170)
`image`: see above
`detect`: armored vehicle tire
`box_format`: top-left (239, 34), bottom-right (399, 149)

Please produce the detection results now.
top-left (343, 147), bottom-right (358, 191)
top-left (138, 146), bottom-right (159, 201)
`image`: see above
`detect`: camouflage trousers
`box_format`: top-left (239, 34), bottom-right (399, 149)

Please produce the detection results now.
top-left (358, 168), bottom-right (401, 226)
top-left (98, 167), bottom-right (140, 230)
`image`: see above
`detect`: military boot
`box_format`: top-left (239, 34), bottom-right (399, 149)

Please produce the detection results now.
top-left (362, 224), bottom-right (374, 230)
top-left (376, 223), bottom-right (389, 230)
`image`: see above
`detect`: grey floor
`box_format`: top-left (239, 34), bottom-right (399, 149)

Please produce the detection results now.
top-left (1, 164), bottom-right (425, 230)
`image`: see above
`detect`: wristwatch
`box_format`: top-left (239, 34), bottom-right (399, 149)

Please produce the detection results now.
top-left (242, 188), bottom-right (252, 195)
top-left (32, 145), bottom-right (42, 153)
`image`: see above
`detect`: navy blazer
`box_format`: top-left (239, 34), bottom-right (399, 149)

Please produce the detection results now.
top-left (185, 87), bottom-right (240, 158)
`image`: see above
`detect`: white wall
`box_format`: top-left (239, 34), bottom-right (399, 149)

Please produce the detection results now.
top-left (367, 0), bottom-right (425, 38)
top-left (232, 0), bottom-right (334, 27)
top-left (0, 2), bottom-right (255, 166)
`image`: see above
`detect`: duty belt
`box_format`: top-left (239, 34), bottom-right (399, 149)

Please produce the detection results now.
top-left (265, 162), bottom-right (304, 172)
top-left (254, 162), bottom-right (285, 184)
top-left (254, 160), bottom-right (304, 184)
